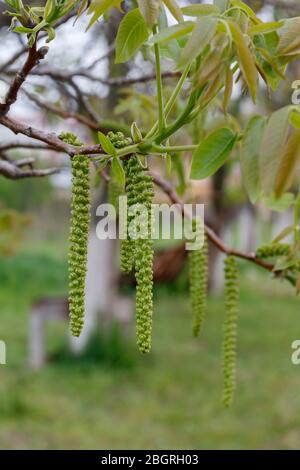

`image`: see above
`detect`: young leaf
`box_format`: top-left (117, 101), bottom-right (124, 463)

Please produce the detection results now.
top-left (214, 0), bottom-right (230, 12)
top-left (290, 111), bottom-right (300, 129)
top-left (181, 4), bottom-right (220, 16)
top-left (240, 116), bottom-right (266, 204)
top-left (231, 0), bottom-right (259, 22)
top-left (228, 20), bottom-right (258, 101)
top-left (222, 67), bottom-right (233, 114)
top-left (264, 192), bottom-right (294, 212)
top-left (277, 17), bottom-right (300, 55)
top-left (259, 106), bottom-right (291, 194)
top-left (250, 21), bottom-right (284, 35)
top-left (87, 0), bottom-right (122, 30)
top-left (98, 131), bottom-right (116, 155)
top-left (275, 129), bottom-right (300, 198)
top-left (162, 0), bottom-right (184, 23)
top-left (190, 128), bottom-right (237, 180)
top-left (137, 0), bottom-right (160, 28)
top-left (115, 9), bottom-right (149, 64)
top-left (178, 17), bottom-right (217, 69)
top-left (111, 157), bottom-right (125, 189)
top-left (151, 21), bottom-right (194, 44)
top-left (272, 225), bottom-right (294, 243)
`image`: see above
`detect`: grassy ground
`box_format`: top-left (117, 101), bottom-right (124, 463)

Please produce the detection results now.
top-left (0, 249), bottom-right (300, 449)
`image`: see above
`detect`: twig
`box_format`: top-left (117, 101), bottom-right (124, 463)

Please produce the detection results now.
top-left (150, 171), bottom-right (275, 272)
top-left (0, 44), bottom-right (48, 116)
top-left (0, 114), bottom-right (103, 156)
top-left (0, 160), bottom-right (58, 179)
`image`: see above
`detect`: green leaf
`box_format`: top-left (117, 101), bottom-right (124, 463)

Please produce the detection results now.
top-left (290, 111), bottom-right (300, 129)
top-left (190, 128), bottom-right (237, 180)
top-left (181, 4), bottom-right (220, 16)
top-left (111, 157), bottom-right (125, 189)
top-left (275, 128), bottom-right (300, 198)
top-left (240, 116), bottom-right (266, 204)
top-left (264, 192), bottom-right (295, 212)
top-left (137, 0), bottom-right (160, 28)
top-left (178, 17), bottom-right (217, 69)
top-left (259, 106), bottom-right (291, 194)
top-left (87, 0), bottom-right (122, 30)
top-left (13, 25), bottom-right (34, 33)
top-left (228, 20), bottom-right (258, 101)
top-left (230, 0), bottom-right (259, 22)
top-left (214, 0), bottom-right (230, 13)
top-left (151, 21), bottom-right (194, 44)
top-left (162, 0), bottom-right (184, 23)
top-left (115, 9), bottom-right (149, 63)
top-left (250, 21), bottom-right (284, 35)
top-left (277, 17), bottom-right (300, 55)
top-left (272, 225), bottom-right (294, 243)
top-left (98, 131), bottom-right (116, 155)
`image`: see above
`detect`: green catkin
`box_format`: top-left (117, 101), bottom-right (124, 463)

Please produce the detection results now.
top-left (256, 243), bottom-right (290, 259)
top-left (223, 256), bottom-right (239, 407)
top-left (133, 162), bottom-right (154, 354)
top-left (120, 156), bottom-right (137, 273)
top-left (188, 221), bottom-right (208, 337)
top-left (107, 131), bottom-right (135, 273)
top-left (60, 132), bottom-right (91, 338)
top-left (120, 153), bottom-right (154, 352)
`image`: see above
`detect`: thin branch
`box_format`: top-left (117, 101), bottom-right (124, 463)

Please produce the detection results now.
top-left (0, 114), bottom-right (103, 156)
top-left (0, 44), bottom-right (48, 116)
top-left (2, 68), bottom-right (180, 86)
top-left (0, 160), bottom-right (58, 179)
top-left (0, 142), bottom-right (60, 152)
top-left (150, 171), bottom-right (275, 272)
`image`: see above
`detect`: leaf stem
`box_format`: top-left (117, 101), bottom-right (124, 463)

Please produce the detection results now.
top-left (146, 63), bottom-right (191, 139)
top-left (153, 25), bottom-right (166, 134)
top-left (152, 144), bottom-right (197, 153)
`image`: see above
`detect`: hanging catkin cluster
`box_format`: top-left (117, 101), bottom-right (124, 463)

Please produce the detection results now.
top-left (133, 161), bottom-right (154, 354)
top-left (121, 154), bottom-right (154, 353)
top-left (107, 131), bottom-right (135, 273)
top-left (223, 256), bottom-right (239, 407)
top-left (256, 243), bottom-right (290, 259)
top-left (188, 220), bottom-right (208, 337)
top-left (60, 132), bottom-right (91, 337)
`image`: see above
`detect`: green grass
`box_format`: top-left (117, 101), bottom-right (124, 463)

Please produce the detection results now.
top-left (0, 250), bottom-right (300, 449)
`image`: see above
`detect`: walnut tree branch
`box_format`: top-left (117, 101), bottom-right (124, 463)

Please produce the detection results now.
top-left (150, 171), bottom-right (275, 272)
top-left (0, 159), bottom-right (58, 179)
top-left (0, 43), bottom-right (48, 116)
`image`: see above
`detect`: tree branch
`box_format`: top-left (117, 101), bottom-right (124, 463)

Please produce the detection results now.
top-left (0, 43), bottom-right (49, 116)
top-left (0, 159), bottom-right (58, 179)
top-left (0, 114), bottom-right (103, 156)
top-left (150, 172), bottom-right (275, 272)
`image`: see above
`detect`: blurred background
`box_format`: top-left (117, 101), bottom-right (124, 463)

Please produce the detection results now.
top-left (0, 0), bottom-right (300, 449)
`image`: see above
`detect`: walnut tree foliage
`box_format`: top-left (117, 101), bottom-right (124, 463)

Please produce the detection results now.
top-left (2, 0), bottom-right (300, 405)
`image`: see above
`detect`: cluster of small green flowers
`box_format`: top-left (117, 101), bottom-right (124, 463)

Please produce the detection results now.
top-left (107, 131), bottom-right (134, 273)
top-left (188, 221), bottom-right (208, 337)
top-left (122, 154), bottom-right (154, 353)
top-left (223, 256), bottom-right (239, 407)
top-left (256, 243), bottom-right (290, 259)
top-left (119, 156), bottom-right (137, 273)
top-left (60, 132), bottom-right (90, 337)
top-left (107, 131), bottom-right (132, 149)
top-left (133, 161), bottom-right (154, 354)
